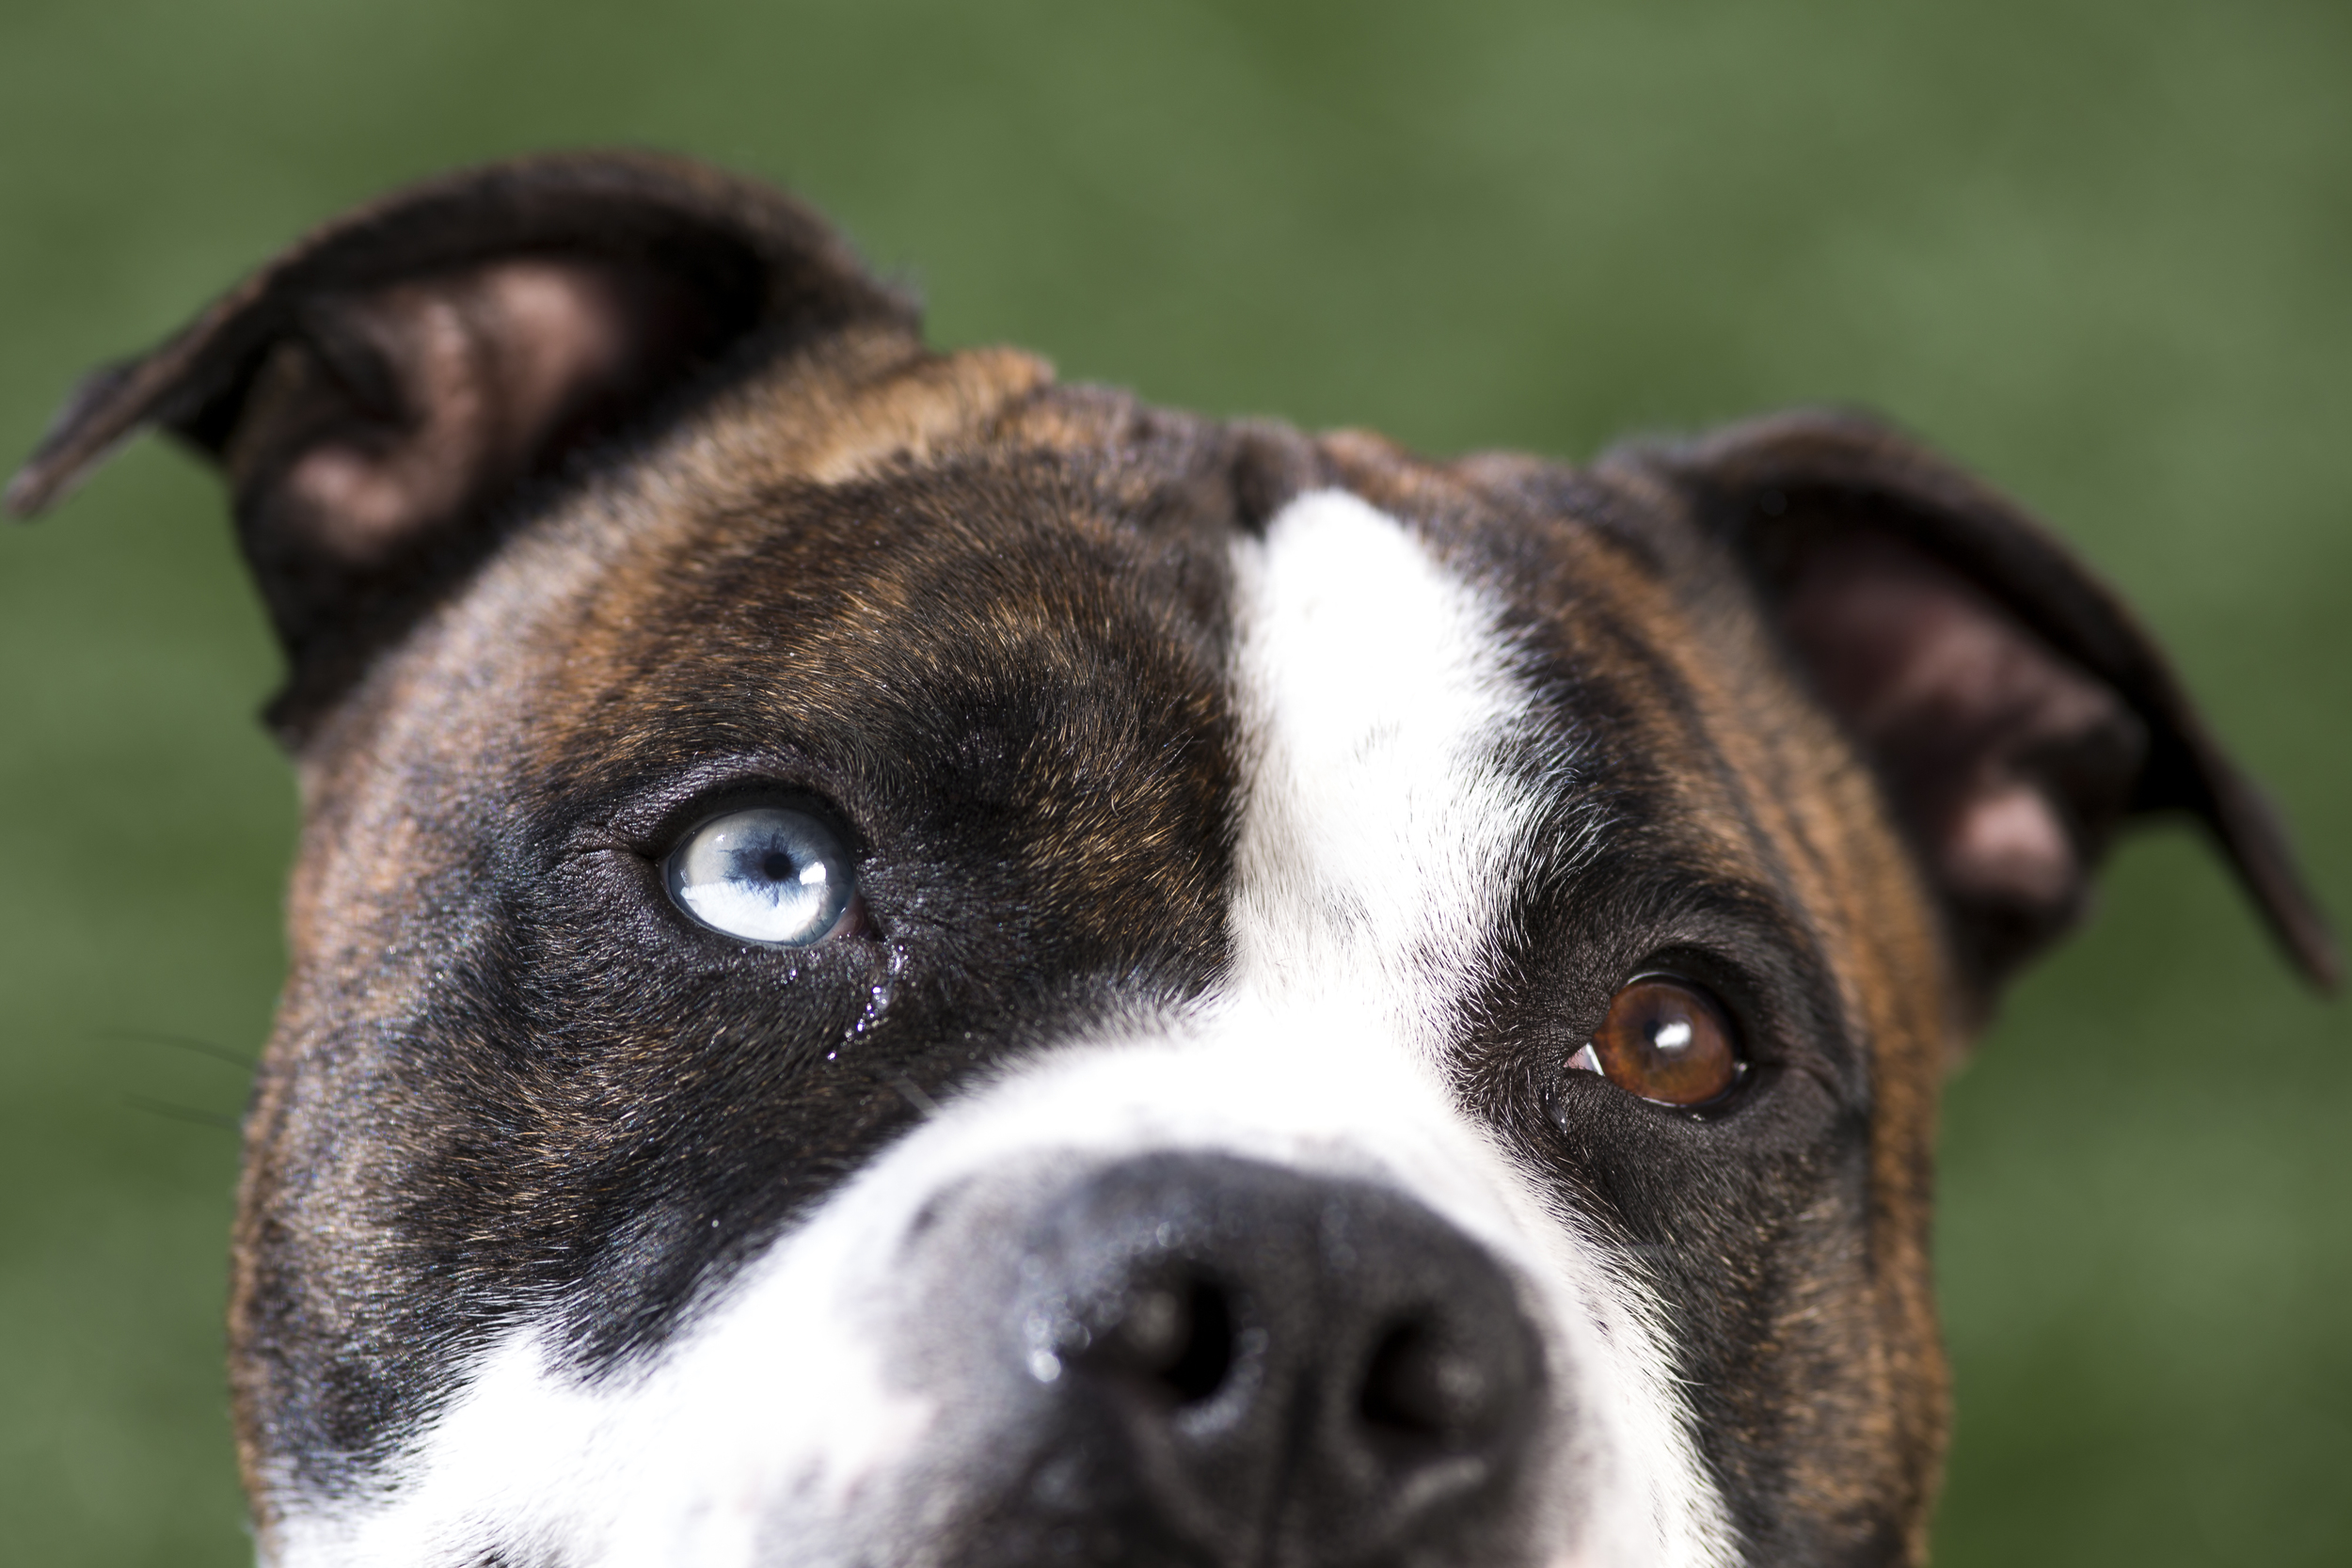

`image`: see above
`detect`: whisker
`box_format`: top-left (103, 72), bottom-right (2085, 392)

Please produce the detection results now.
top-left (885, 1074), bottom-right (943, 1118)
top-left (120, 1093), bottom-right (242, 1134)
top-left (93, 1027), bottom-right (257, 1071)
top-left (859, 1065), bottom-right (942, 1119)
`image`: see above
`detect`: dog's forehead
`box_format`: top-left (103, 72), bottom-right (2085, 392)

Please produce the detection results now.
top-left (299, 349), bottom-right (1878, 962)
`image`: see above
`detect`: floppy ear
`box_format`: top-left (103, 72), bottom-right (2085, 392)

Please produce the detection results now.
top-left (1627, 409), bottom-right (2338, 1009)
top-left (6, 150), bottom-right (915, 737)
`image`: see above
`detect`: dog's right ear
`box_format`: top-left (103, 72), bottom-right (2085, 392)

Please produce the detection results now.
top-left (7, 151), bottom-right (915, 737)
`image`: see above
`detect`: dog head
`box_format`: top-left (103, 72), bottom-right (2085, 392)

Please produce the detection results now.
top-left (12, 152), bottom-right (2336, 1568)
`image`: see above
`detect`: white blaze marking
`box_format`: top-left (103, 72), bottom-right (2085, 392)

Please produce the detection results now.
top-left (1226, 488), bottom-right (1552, 1055)
top-left (1218, 492), bottom-right (1732, 1567)
top-left (266, 489), bottom-right (1735, 1568)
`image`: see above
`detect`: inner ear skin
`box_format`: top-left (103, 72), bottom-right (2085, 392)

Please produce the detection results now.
top-left (1779, 531), bottom-right (2147, 984)
top-left (224, 256), bottom-right (723, 666)
top-left (232, 261), bottom-right (675, 565)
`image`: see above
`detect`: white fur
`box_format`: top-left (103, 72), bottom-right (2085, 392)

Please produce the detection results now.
top-left (269, 490), bottom-right (1735, 1567)
top-left (1224, 488), bottom-right (1554, 1048)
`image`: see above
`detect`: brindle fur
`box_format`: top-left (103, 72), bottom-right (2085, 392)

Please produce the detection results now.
top-left (9, 152), bottom-right (2333, 1567)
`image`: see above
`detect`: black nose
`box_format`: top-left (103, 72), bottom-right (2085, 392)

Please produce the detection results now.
top-left (994, 1154), bottom-right (1546, 1567)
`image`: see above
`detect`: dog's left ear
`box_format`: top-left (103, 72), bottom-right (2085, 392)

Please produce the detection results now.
top-left (1629, 409), bottom-right (2338, 1011)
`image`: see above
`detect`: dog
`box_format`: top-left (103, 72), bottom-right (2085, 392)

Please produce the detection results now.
top-left (8, 151), bottom-right (2336, 1568)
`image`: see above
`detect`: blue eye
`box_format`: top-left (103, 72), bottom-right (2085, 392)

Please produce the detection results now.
top-left (664, 807), bottom-right (858, 946)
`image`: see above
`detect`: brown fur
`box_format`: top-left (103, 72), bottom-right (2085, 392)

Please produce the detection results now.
top-left (11, 154), bottom-right (2333, 1567)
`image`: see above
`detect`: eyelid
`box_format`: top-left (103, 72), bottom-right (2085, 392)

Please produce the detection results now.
top-left (560, 750), bottom-right (862, 857)
top-left (1620, 958), bottom-right (1770, 1057)
top-left (633, 784), bottom-right (865, 864)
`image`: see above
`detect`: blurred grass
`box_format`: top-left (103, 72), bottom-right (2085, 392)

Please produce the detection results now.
top-left (0, 1), bottom-right (2344, 1563)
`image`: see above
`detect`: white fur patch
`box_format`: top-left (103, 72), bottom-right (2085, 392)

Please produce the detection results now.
top-left (268, 491), bottom-right (1734, 1567)
top-left (1225, 488), bottom-right (1554, 1048)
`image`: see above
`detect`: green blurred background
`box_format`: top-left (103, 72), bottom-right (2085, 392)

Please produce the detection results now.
top-left (1, 1), bottom-right (2344, 1562)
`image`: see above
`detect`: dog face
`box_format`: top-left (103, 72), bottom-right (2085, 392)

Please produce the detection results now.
top-left (10, 154), bottom-right (2334, 1568)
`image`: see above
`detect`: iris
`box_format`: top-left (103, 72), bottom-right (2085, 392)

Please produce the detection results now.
top-left (664, 807), bottom-right (856, 946)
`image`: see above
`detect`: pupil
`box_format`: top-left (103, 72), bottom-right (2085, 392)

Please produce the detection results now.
top-left (759, 849), bottom-right (797, 881)
top-left (1652, 1018), bottom-right (1693, 1053)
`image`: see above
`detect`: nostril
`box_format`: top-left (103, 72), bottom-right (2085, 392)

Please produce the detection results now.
top-left (1087, 1275), bottom-right (1235, 1407)
top-left (1158, 1278), bottom-right (1233, 1404)
top-left (1359, 1320), bottom-right (1493, 1443)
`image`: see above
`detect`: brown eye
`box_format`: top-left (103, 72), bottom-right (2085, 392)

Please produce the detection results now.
top-left (1569, 976), bottom-right (1743, 1108)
